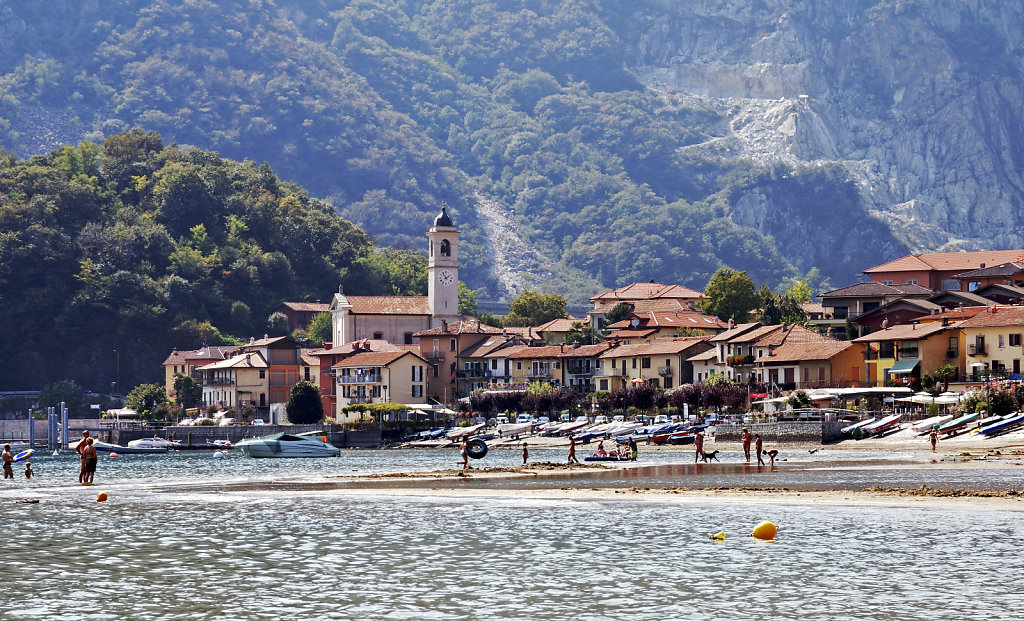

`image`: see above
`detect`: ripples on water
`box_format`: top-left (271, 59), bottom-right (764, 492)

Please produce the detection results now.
top-left (3, 448), bottom-right (1024, 620)
top-left (4, 492), bottom-right (1024, 620)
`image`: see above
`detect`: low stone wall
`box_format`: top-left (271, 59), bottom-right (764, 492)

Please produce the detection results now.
top-left (714, 421), bottom-right (844, 445)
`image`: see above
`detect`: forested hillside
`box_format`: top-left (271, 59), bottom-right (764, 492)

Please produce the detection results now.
top-left (0, 130), bottom-right (425, 391)
top-left (0, 0), bottom-right (906, 303)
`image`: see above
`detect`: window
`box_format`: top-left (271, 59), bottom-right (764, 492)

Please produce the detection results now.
top-left (432, 364), bottom-right (439, 378)
top-left (663, 377), bottom-right (673, 389)
top-left (491, 359), bottom-right (497, 370)
top-left (553, 361), bottom-right (560, 369)
top-left (736, 373), bottom-right (743, 382)
top-left (259, 369), bottom-right (266, 379)
top-left (432, 339), bottom-right (440, 358)
top-left (259, 393), bottom-right (266, 407)
top-left (632, 358), bottom-right (637, 369)
top-left (1012, 334), bottom-right (1022, 347)
top-left (412, 366), bottom-right (423, 382)
top-left (304, 367), bottom-right (310, 381)
top-left (642, 358), bottom-right (651, 369)
top-left (599, 379), bottom-right (608, 391)
top-left (404, 332), bottom-right (413, 345)
top-left (412, 385), bottom-right (423, 398)
top-left (968, 281), bottom-right (981, 292)
top-left (665, 359), bottom-right (671, 368)
top-left (882, 280), bottom-right (893, 285)
top-left (906, 279), bottom-right (918, 285)
top-left (999, 334), bottom-right (1006, 348)
top-left (450, 338), bottom-right (456, 352)
top-left (516, 361), bottom-right (522, 370)
top-left (373, 332), bottom-right (383, 340)
top-left (440, 239), bottom-right (451, 257)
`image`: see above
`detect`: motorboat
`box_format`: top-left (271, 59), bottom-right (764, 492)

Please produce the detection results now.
top-left (236, 432), bottom-right (340, 458)
top-left (447, 423), bottom-right (485, 440)
top-left (936, 412), bottom-right (981, 435)
top-left (127, 437), bottom-right (183, 450)
top-left (862, 414), bottom-right (902, 436)
top-left (840, 418), bottom-right (877, 435)
top-left (911, 415), bottom-right (953, 435)
top-left (978, 413), bottom-right (1024, 437)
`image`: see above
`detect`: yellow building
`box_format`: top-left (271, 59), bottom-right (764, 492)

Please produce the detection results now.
top-left (332, 350), bottom-right (429, 420)
top-left (852, 321), bottom-right (964, 387)
top-left (957, 305), bottom-right (1024, 380)
top-left (506, 346), bottom-right (566, 388)
top-left (196, 351), bottom-right (269, 411)
top-left (596, 338), bottom-right (712, 391)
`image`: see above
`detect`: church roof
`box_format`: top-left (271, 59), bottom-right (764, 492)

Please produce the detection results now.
top-left (345, 296), bottom-right (431, 315)
top-left (433, 205), bottom-right (454, 227)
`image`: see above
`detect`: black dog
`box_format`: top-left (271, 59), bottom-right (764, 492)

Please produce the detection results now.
top-left (701, 450), bottom-right (720, 462)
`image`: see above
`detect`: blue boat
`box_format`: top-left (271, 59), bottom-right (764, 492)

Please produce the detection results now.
top-left (978, 413), bottom-right (1024, 436)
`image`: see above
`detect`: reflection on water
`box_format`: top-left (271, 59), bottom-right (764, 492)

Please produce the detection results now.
top-left (4, 491), bottom-right (1023, 620)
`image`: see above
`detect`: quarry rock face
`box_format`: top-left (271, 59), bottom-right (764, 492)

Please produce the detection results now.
top-left (622, 0), bottom-right (1024, 258)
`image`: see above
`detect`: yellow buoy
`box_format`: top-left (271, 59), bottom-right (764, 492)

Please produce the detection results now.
top-left (96, 492), bottom-right (108, 503)
top-left (751, 521), bottom-right (777, 540)
top-left (710, 531), bottom-right (726, 541)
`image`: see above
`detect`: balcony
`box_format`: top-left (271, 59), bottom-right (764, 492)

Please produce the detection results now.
top-left (526, 369), bottom-right (552, 379)
top-left (565, 365), bottom-right (594, 376)
top-left (658, 366), bottom-right (672, 376)
top-left (425, 351), bottom-right (445, 361)
top-left (969, 344), bottom-right (987, 356)
top-left (346, 396), bottom-right (373, 404)
top-left (339, 374), bottom-right (382, 384)
top-left (597, 367), bottom-right (623, 377)
top-left (726, 355), bottom-right (754, 366)
top-left (207, 378), bottom-right (234, 386)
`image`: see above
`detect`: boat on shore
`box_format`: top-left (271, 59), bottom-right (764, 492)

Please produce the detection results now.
top-left (978, 413), bottom-right (1024, 437)
top-left (841, 418), bottom-right (877, 435)
top-left (497, 422), bottom-right (533, 437)
top-left (912, 415), bottom-right (953, 435)
top-left (862, 414), bottom-right (902, 436)
top-left (937, 412), bottom-right (981, 435)
top-left (447, 423), bottom-right (485, 440)
top-left (235, 432), bottom-right (340, 458)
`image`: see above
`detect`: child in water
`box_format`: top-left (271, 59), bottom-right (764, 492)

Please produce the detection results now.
top-left (24, 461), bottom-right (33, 479)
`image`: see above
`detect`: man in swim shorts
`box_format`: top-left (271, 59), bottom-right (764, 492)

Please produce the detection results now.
top-left (755, 433), bottom-right (764, 466)
top-left (82, 438), bottom-right (98, 484)
top-left (76, 430), bottom-right (91, 483)
top-left (2, 444), bottom-right (13, 479)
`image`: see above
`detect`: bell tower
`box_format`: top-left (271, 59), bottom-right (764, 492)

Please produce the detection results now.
top-left (427, 203), bottom-right (460, 325)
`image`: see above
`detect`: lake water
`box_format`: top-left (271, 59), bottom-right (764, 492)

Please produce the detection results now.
top-left (3, 448), bottom-right (1024, 620)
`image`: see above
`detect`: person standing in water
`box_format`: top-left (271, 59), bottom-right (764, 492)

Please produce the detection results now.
top-left (741, 427), bottom-right (752, 462)
top-left (694, 430), bottom-right (705, 463)
top-left (24, 461), bottom-right (33, 480)
top-left (755, 433), bottom-right (765, 466)
top-left (522, 442), bottom-right (529, 466)
top-left (567, 436), bottom-right (579, 465)
top-left (2, 444), bottom-right (13, 479)
top-left (82, 438), bottom-right (98, 484)
top-left (75, 430), bottom-right (91, 483)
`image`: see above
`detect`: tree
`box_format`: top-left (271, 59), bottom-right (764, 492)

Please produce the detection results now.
top-left (504, 291), bottom-right (568, 326)
top-left (458, 281), bottom-right (479, 316)
top-left (39, 380), bottom-right (85, 416)
top-left (701, 267), bottom-right (759, 322)
top-left (125, 383), bottom-right (167, 412)
top-left (303, 311), bottom-right (332, 346)
top-left (266, 311), bottom-right (289, 336)
top-left (934, 364), bottom-right (956, 392)
top-left (603, 302), bottom-right (634, 326)
top-left (172, 373), bottom-right (202, 409)
top-left (286, 380), bottom-right (324, 424)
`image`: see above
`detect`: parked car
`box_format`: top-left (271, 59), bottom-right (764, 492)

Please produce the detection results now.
top-left (653, 415), bottom-right (669, 425)
top-left (537, 416), bottom-right (550, 424)
top-left (593, 415), bottom-right (609, 425)
top-left (251, 419), bottom-right (266, 426)
top-left (515, 414), bottom-right (532, 424)
top-left (612, 414), bottom-right (625, 422)
top-left (495, 415), bottom-right (509, 425)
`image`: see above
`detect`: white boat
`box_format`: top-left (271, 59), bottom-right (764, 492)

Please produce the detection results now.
top-left (69, 438), bottom-right (167, 454)
top-left (446, 423), bottom-right (485, 440)
top-left (912, 415), bottom-right (953, 435)
top-left (497, 422), bottom-right (533, 437)
top-left (127, 437), bottom-right (183, 450)
top-left (235, 432), bottom-right (340, 458)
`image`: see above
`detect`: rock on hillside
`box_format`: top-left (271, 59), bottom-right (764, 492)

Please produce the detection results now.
top-left (619, 0), bottom-right (1024, 256)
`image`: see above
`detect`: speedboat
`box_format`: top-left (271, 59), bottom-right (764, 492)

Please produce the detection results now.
top-left (69, 438), bottom-right (168, 454)
top-left (127, 437), bottom-right (183, 450)
top-left (235, 432), bottom-right (340, 458)
top-left (497, 421), bottom-right (533, 437)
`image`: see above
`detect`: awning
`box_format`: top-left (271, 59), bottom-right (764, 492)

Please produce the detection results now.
top-left (888, 360), bottom-right (920, 375)
top-left (970, 362), bottom-right (988, 368)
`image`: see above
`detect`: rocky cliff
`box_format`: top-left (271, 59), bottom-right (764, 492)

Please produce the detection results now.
top-left (618, 0), bottom-right (1024, 256)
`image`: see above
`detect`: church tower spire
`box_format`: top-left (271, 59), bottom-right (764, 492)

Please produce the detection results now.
top-left (427, 202), bottom-right (460, 325)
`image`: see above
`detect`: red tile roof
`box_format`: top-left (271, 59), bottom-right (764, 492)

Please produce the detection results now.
top-left (197, 352), bottom-right (268, 370)
top-left (346, 296), bottom-right (431, 315)
top-left (507, 345), bottom-right (570, 359)
top-left (607, 311), bottom-right (727, 330)
top-left (955, 305), bottom-right (1024, 328)
top-left (708, 322), bottom-right (760, 343)
top-left (484, 345), bottom-right (530, 359)
top-left (591, 281), bottom-right (704, 303)
top-left (332, 351), bottom-right (423, 368)
top-left (535, 317), bottom-right (586, 333)
top-left (501, 326), bottom-right (541, 341)
top-left (760, 340), bottom-right (856, 363)
top-left (852, 321), bottom-right (960, 342)
top-left (865, 249), bottom-right (1024, 274)
top-left (162, 350), bottom-right (189, 366)
top-left (277, 301), bottom-right (330, 312)
top-left (607, 328), bottom-right (658, 339)
top-left (312, 339), bottom-right (405, 356)
top-left (600, 337), bottom-right (710, 358)
top-left (915, 306), bottom-right (991, 323)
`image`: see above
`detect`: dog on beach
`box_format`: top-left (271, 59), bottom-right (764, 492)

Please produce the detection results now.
top-left (701, 450), bottom-right (720, 462)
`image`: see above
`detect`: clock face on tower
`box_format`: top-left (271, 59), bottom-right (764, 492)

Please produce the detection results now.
top-left (438, 269), bottom-right (455, 287)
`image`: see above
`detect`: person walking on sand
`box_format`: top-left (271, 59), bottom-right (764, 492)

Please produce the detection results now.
top-left (567, 436), bottom-right (579, 465)
top-left (741, 427), bottom-right (752, 462)
top-left (755, 433), bottom-right (765, 466)
top-left (522, 442), bottom-right (529, 466)
top-left (82, 438), bottom-right (98, 485)
top-left (2, 444), bottom-right (13, 480)
top-left (929, 428), bottom-right (938, 452)
top-left (75, 430), bottom-right (91, 483)
top-left (459, 438), bottom-right (469, 470)
top-left (694, 430), bottom-right (705, 463)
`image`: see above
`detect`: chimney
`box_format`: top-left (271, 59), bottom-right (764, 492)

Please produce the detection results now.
top-left (941, 317), bottom-right (949, 327)
top-left (930, 308), bottom-right (937, 315)
top-left (264, 333), bottom-right (269, 340)
top-left (981, 263), bottom-right (986, 268)
top-left (249, 336), bottom-right (255, 344)
top-left (442, 319), bottom-right (448, 331)
top-left (338, 283), bottom-right (344, 294)
top-left (728, 318), bottom-right (735, 329)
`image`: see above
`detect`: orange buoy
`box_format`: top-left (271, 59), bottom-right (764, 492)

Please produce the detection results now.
top-left (97, 492), bottom-right (108, 503)
top-left (751, 521), bottom-right (778, 540)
